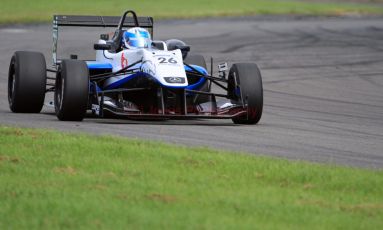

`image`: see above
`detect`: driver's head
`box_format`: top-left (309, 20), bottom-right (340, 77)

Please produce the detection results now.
top-left (122, 27), bottom-right (151, 49)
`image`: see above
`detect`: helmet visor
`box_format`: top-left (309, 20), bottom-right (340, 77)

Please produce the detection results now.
top-left (124, 29), bottom-right (151, 48)
top-left (127, 37), bottom-right (151, 48)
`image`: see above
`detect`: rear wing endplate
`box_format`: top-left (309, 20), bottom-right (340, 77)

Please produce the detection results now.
top-left (52, 14), bottom-right (154, 67)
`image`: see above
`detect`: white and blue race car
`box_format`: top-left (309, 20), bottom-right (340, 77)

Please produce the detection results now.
top-left (8, 10), bottom-right (263, 124)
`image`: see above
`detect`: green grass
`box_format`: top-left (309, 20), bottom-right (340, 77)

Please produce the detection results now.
top-left (0, 0), bottom-right (383, 24)
top-left (0, 126), bottom-right (382, 229)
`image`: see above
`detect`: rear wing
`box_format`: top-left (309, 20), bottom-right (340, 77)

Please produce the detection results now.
top-left (52, 14), bottom-right (154, 66)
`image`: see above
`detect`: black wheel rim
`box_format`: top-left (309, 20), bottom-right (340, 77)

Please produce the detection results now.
top-left (55, 74), bottom-right (64, 111)
top-left (8, 62), bottom-right (15, 107)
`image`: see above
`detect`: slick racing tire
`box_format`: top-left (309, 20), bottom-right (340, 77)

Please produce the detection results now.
top-left (55, 60), bottom-right (89, 121)
top-left (184, 54), bottom-right (209, 104)
top-left (185, 54), bottom-right (207, 72)
top-left (228, 63), bottom-right (263, 124)
top-left (8, 51), bottom-right (46, 113)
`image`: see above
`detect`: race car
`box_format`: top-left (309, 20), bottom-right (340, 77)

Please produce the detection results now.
top-left (8, 10), bottom-right (263, 124)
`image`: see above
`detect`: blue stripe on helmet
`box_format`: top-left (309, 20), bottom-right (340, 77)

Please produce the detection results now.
top-left (124, 31), bottom-right (150, 39)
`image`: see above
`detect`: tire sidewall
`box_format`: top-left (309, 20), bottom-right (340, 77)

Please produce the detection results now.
top-left (229, 63), bottom-right (263, 124)
top-left (184, 54), bottom-right (209, 104)
top-left (55, 60), bottom-right (89, 121)
top-left (8, 56), bottom-right (16, 110)
top-left (8, 51), bottom-right (46, 113)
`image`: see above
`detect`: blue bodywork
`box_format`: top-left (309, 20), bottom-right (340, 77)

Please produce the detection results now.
top-left (86, 62), bottom-right (113, 69)
top-left (86, 61), bottom-right (207, 91)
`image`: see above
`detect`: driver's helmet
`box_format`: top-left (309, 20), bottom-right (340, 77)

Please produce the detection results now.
top-left (122, 27), bottom-right (151, 49)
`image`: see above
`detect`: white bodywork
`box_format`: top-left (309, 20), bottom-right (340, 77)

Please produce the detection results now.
top-left (94, 40), bottom-right (188, 88)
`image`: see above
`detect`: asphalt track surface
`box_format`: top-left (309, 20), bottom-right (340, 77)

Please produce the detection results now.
top-left (1, 16), bottom-right (382, 168)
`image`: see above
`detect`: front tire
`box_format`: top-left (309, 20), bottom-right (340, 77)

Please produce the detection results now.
top-left (8, 51), bottom-right (46, 113)
top-left (228, 63), bottom-right (263, 124)
top-left (55, 60), bottom-right (89, 121)
top-left (184, 54), bottom-right (209, 104)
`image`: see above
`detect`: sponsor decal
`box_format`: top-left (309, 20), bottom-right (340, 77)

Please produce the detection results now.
top-left (141, 60), bottom-right (156, 76)
top-left (91, 104), bottom-right (100, 115)
top-left (121, 52), bottom-right (128, 69)
top-left (164, 77), bottom-right (185, 84)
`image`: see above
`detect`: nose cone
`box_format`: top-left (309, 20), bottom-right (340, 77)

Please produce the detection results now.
top-left (142, 49), bottom-right (188, 88)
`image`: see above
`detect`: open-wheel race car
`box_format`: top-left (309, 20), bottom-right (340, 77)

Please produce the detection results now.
top-left (8, 10), bottom-right (263, 124)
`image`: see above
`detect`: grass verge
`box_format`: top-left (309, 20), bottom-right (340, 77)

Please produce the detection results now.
top-left (0, 126), bottom-right (382, 229)
top-left (1, 0), bottom-right (383, 24)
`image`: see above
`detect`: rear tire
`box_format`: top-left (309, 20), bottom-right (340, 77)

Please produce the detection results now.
top-left (228, 63), bottom-right (263, 124)
top-left (55, 60), bottom-right (89, 121)
top-left (8, 51), bottom-right (46, 113)
top-left (184, 54), bottom-right (209, 104)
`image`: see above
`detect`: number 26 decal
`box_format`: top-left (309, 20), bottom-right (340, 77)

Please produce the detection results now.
top-left (158, 57), bottom-right (177, 64)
